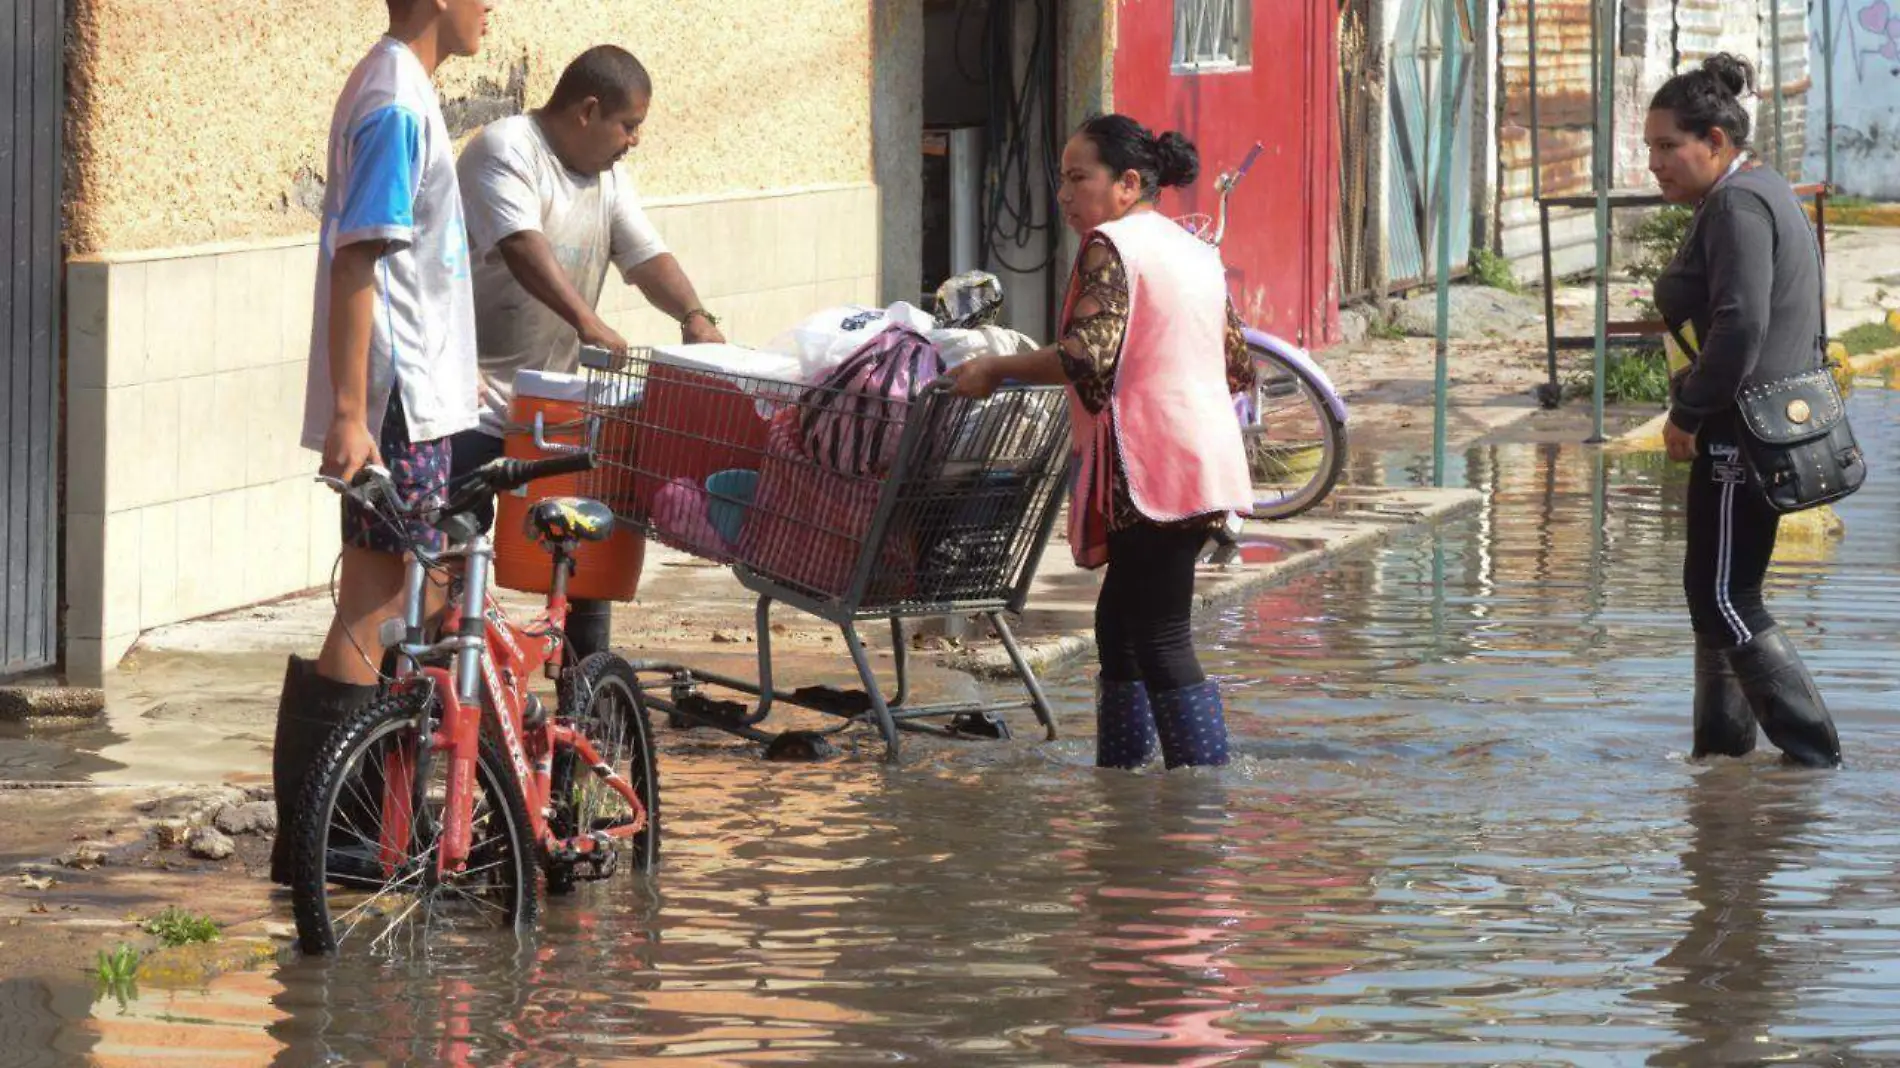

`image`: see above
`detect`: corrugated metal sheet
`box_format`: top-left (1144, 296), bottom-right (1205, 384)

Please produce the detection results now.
top-left (1, 0), bottom-right (63, 677)
top-left (1339, 0), bottom-right (1378, 299)
top-left (1497, 0), bottom-right (1597, 269)
top-left (1386, 0), bottom-right (1478, 288)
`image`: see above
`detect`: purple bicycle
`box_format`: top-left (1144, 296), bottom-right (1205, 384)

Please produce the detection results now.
top-left (1179, 143), bottom-right (1350, 521)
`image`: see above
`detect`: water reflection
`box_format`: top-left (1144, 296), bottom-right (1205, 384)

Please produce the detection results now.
top-left (1642, 769), bottom-right (1824, 1066)
top-left (16, 390), bottom-right (1900, 1064)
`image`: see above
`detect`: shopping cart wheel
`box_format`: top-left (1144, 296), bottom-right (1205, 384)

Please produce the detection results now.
top-left (948, 711), bottom-right (1012, 741)
top-left (765, 731), bottom-right (839, 762)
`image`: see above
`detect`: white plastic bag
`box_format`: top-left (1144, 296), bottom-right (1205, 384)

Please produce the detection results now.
top-left (926, 325), bottom-right (1041, 367)
top-left (762, 302), bottom-right (938, 384)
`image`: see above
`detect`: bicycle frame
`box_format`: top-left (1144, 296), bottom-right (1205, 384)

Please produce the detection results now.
top-left (376, 530), bottom-right (647, 882)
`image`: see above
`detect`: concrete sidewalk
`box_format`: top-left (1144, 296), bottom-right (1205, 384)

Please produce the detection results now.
top-left (132, 484), bottom-right (1481, 680)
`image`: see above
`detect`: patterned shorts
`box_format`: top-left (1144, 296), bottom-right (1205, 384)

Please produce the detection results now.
top-left (341, 390), bottom-right (452, 555)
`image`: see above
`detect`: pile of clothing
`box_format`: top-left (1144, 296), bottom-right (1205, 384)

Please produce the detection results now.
top-left (624, 276), bottom-right (1054, 602)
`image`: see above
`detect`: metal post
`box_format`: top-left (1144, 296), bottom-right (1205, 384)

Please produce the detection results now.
top-left (1822, 0), bottom-right (1836, 185)
top-left (1770, 0), bottom-right (1785, 173)
top-left (1588, 0), bottom-right (1614, 444)
top-left (1432, 0), bottom-right (1458, 485)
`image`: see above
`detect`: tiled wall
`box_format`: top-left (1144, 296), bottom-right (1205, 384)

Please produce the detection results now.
top-left (63, 183), bottom-right (881, 682)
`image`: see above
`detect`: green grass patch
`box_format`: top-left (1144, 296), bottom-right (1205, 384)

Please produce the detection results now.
top-left (1836, 320), bottom-right (1900, 358)
top-left (1566, 347), bottom-right (1672, 405)
top-left (1368, 314), bottom-right (1407, 341)
top-left (1468, 247), bottom-right (1521, 293)
top-left (143, 907), bottom-right (221, 948)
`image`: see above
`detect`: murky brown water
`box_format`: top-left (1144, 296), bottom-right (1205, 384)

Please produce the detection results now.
top-left (19, 389), bottom-right (1900, 1065)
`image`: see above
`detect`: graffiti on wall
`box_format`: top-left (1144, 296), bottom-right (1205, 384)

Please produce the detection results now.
top-left (1810, 0), bottom-right (1900, 194)
top-left (1843, 0), bottom-right (1900, 76)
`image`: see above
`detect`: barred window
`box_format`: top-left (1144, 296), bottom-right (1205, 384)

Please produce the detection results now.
top-left (1173, 0), bottom-right (1253, 71)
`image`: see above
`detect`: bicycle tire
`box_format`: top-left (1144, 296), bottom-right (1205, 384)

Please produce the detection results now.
top-left (1246, 343), bottom-right (1348, 521)
top-left (548, 652), bottom-right (661, 894)
top-left (291, 687), bottom-right (542, 956)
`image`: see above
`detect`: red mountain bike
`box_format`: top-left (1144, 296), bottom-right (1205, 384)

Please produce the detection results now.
top-left (291, 453), bottom-right (659, 956)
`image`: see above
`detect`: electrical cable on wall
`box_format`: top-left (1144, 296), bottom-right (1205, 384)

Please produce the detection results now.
top-left (959, 0), bottom-right (1061, 275)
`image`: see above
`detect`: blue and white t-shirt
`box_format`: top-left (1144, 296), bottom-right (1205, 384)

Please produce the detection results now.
top-left (301, 36), bottom-right (479, 451)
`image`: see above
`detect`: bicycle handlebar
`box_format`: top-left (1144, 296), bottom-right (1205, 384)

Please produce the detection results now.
top-left (318, 451), bottom-right (599, 539)
top-left (1234, 143), bottom-right (1264, 180)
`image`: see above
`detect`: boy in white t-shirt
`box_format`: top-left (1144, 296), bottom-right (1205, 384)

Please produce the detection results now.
top-left (453, 46), bottom-right (724, 660)
top-left (273, 0), bottom-right (492, 885)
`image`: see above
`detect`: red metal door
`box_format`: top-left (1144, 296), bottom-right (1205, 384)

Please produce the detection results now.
top-left (1112, 0), bottom-right (1342, 348)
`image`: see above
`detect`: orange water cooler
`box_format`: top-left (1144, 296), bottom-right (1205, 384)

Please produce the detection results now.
top-left (492, 371), bottom-right (645, 601)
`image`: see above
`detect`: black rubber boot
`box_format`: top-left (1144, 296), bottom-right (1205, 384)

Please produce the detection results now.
top-left (567, 599), bottom-right (614, 663)
top-left (1691, 635), bottom-right (1756, 759)
top-left (1727, 627), bottom-right (1843, 769)
top-left (270, 657), bottom-right (379, 885)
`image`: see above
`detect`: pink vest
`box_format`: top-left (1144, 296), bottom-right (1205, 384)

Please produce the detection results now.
top-left (1064, 210), bottom-right (1254, 568)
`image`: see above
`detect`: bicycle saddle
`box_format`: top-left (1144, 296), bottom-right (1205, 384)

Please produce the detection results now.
top-left (526, 497), bottom-right (616, 544)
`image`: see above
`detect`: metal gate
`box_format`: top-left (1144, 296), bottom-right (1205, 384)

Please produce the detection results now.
top-left (1385, 0), bottom-right (1477, 288)
top-left (1, 0), bottom-right (63, 677)
top-left (1338, 0), bottom-right (1378, 300)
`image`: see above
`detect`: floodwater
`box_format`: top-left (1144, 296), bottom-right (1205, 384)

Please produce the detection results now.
top-left (20, 388), bottom-right (1900, 1065)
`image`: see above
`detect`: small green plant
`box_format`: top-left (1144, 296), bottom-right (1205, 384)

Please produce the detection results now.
top-left (94, 943), bottom-right (141, 1004)
top-left (143, 907), bottom-right (220, 948)
top-left (1565, 347), bottom-right (1672, 404)
top-left (1626, 206), bottom-right (1694, 285)
top-left (1469, 247), bottom-right (1521, 293)
top-left (1836, 319), bottom-right (1900, 358)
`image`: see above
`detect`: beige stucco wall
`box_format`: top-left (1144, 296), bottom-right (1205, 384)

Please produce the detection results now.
top-left (60, 0), bottom-right (885, 681)
top-left (65, 0), bottom-right (874, 254)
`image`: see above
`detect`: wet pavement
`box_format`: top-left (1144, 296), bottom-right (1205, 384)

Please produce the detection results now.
top-left (9, 387), bottom-right (1900, 1065)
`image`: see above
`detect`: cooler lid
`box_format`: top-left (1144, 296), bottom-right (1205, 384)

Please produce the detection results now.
top-left (516, 367), bottom-right (642, 407)
top-left (653, 343), bottom-right (802, 386)
top-left (514, 369), bottom-right (591, 402)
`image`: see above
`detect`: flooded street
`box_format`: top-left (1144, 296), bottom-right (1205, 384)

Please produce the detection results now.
top-left (23, 390), bottom-right (1900, 1065)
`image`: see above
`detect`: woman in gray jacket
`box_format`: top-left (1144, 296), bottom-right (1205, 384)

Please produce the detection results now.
top-left (1648, 54), bottom-right (1841, 767)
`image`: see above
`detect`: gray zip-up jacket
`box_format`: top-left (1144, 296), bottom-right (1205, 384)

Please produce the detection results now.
top-left (1656, 165), bottom-right (1824, 435)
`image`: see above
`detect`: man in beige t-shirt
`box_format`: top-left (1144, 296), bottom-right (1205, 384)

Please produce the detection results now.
top-left (454, 45), bottom-right (722, 659)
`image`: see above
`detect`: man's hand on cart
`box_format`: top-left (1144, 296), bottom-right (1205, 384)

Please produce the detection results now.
top-left (944, 355), bottom-right (1005, 400)
top-left (580, 314), bottom-right (632, 368)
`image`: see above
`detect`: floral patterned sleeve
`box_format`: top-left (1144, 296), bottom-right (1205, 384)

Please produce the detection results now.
top-left (1056, 237), bottom-right (1130, 415)
top-left (1224, 300), bottom-right (1254, 395)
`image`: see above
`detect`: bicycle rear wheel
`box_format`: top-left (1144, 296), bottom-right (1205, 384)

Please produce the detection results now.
top-left (547, 652), bottom-right (661, 893)
top-left (291, 688), bottom-right (541, 957)
top-left (1246, 343), bottom-right (1347, 520)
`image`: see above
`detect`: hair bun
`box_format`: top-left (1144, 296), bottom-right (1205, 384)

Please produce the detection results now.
top-left (1154, 131), bottom-right (1202, 189)
top-left (1701, 53), bottom-right (1755, 99)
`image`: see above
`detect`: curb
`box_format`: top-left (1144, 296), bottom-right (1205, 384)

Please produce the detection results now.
top-left (0, 686), bottom-right (106, 723)
top-left (950, 488), bottom-right (1485, 679)
top-left (1846, 344), bottom-right (1900, 377)
top-left (1608, 340), bottom-right (1900, 451)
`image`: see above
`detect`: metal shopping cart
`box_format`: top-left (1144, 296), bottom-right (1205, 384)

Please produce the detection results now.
top-left (579, 345), bottom-right (1073, 762)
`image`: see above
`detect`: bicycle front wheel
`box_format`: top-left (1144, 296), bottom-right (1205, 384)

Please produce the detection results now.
top-left (1246, 343), bottom-right (1348, 520)
top-left (290, 688), bottom-right (542, 957)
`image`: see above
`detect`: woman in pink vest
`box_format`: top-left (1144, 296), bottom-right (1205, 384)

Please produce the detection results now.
top-left (948, 115), bottom-right (1254, 770)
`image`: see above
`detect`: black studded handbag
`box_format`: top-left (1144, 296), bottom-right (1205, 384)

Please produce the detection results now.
top-left (1733, 361), bottom-right (1866, 514)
